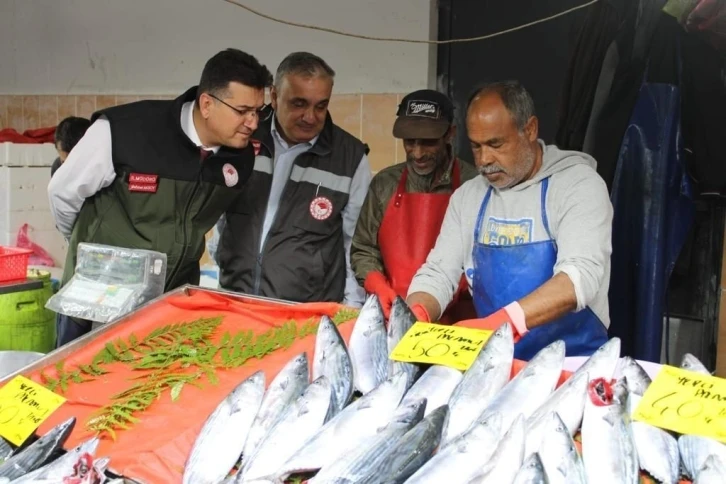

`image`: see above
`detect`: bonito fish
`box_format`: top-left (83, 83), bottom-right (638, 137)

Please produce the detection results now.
top-left (442, 322), bottom-right (514, 444)
top-left (277, 372), bottom-right (408, 478)
top-left (512, 453), bottom-right (548, 484)
top-left (11, 437), bottom-right (99, 483)
top-left (679, 435), bottom-right (726, 480)
top-left (184, 371), bottom-right (265, 484)
top-left (314, 316), bottom-right (354, 415)
top-left (581, 378), bottom-right (638, 484)
top-left (349, 294), bottom-right (388, 394)
top-left (537, 412), bottom-right (585, 484)
top-left (468, 415), bottom-right (525, 484)
top-left (681, 353), bottom-right (710, 375)
top-left (242, 353), bottom-right (309, 463)
top-left (399, 365), bottom-right (462, 417)
top-left (388, 297), bottom-right (420, 383)
top-left (695, 454), bottom-right (726, 484)
top-left (240, 376), bottom-right (334, 481)
top-left (0, 417), bottom-right (75, 480)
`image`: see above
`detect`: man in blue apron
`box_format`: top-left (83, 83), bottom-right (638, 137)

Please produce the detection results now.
top-left (406, 81), bottom-right (613, 360)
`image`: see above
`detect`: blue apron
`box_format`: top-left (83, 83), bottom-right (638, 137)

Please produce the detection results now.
top-left (471, 178), bottom-right (608, 360)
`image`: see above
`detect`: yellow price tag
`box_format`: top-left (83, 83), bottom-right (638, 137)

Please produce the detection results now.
top-left (0, 375), bottom-right (66, 446)
top-left (389, 322), bottom-right (492, 371)
top-left (633, 366), bottom-right (726, 442)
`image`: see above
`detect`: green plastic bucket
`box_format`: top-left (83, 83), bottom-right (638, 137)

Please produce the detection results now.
top-left (0, 269), bottom-right (56, 352)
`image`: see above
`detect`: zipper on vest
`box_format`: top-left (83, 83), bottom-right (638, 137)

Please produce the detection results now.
top-left (168, 168), bottom-right (202, 285)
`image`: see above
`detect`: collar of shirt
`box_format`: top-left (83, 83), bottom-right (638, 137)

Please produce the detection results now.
top-left (181, 101), bottom-right (221, 154)
top-left (270, 116), bottom-right (319, 153)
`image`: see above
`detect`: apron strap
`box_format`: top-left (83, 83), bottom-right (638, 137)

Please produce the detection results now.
top-left (451, 159), bottom-right (462, 190)
top-left (393, 167), bottom-right (409, 207)
top-left (540, 178), bottom-right (554, 240)
top-left (474, 186), bottom-right (494, 244)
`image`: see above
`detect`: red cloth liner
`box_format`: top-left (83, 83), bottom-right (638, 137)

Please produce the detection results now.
top-left (0, 127), bottom-right (56, 144)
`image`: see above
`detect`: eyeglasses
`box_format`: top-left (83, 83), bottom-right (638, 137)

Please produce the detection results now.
top-left (208, 93), bottom-right (272, 122)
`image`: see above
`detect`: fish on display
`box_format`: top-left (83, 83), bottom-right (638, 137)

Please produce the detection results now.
top-left (387, 297), bottom-right (420, 383)
top-left (405, 412), bottom-right (503, 483)
top-left (616, 357), bottom-right (679, 484)
top-left (0, 439), bottom-right (12, 464)
top-left (537, 412), bottom-right (585, 484)
top-left (399, 365), bottom-right (462, 417)
top-left (694, 454), bottom-right (726, 484)
top-left (356, 405), bottom-right (449, 484)
top-left (277, 372), bottom-right (409, 479)
top-left (442, 322), bottom-right (514, 444)
top-left (467, 415), bottom-right (525, 484)
top-left (349, 294), bottom-right (389, 394)
top-left (242, 353), bottom-right (309, 464)
top-left (314, 316), bottom-right (354, 415)
top-left (0, 417), bottom-right (75, 480)
top-left (476, 340), bottom-right (565, 437)
top-left (512, 453), bottom-right (548, 484)
top-left (184, 371), bottom-right (265, 484)
top-left (581, 378), bottom-right (638, 484)
top-left (309, 398), bottom-right (427, 483)
top-left (11, 437), bottom-right (99, 483)
top-left (240, 376), bottom-right (334, 481)
top-left (679, 435), bottom-right (726, 480)
top-left (681, 353), bottom-right (710, 375)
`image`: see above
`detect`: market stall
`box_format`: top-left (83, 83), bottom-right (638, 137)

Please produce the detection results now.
top-left (0, 286), bottom-right (723, 483)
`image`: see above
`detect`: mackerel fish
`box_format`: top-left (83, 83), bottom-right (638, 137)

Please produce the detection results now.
top-left (399, 365), bottom-right (461, 417)
top-left (277, 372), bottom-right (408, 478)
top-left (512, 453), bottom-right (548, 484)
top-left (468, 415), bottom-right (525, 484)
top-left (679, 435), bottom-right (726, 480)
top-left (240, 376), bottom-right (334, 481)
top-left (441, 322), bottom-right (513, 444)
top-left (184, 371), bottom-right (265, 484)
top-left (314, 316), bottom-right (354, 415)
top-left (477, 340), bottom-right (565, 437)
top-left (581, 378), bottom-right (638, 484)
top-left (388, 297), bottom-right (420, 383)
top-left (309, 398), bottom-right (427, 483)
top-left (681, 353), bottom-right (710, 375)
top-left (242, 353), bottom-right (309, 463)
top-left (356, 405), bottom-right (448, 484)
top-left (695, 454), bottom-right (726, 484)
top-left (537, 412), bottom-right (585, 484)
top-left (0, 417), bottom-right (75, 480)
top-left (349, 294), bottom-right (388, 394)
top-left (405, 411), bottom-right (503, 483)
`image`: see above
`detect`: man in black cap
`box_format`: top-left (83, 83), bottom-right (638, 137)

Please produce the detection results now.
top-left (351, 89), bottom-right (478, 320)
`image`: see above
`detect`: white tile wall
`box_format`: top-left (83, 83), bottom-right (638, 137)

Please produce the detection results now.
top-left (0, 144), bottom-right (66, 268)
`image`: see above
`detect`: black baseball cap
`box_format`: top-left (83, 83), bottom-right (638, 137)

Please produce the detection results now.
top-left (392, 89), bottom-right (455, 140)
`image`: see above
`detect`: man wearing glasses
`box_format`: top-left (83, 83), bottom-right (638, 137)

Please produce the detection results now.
top-left (214, 52), bottom-right (371, 306)
top-left (48, 48), bottom-right (272, 345)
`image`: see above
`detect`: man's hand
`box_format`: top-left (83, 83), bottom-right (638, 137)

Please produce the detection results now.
top-left (455, 307), bottom-right (523, 343)
top-left (364, 271), bottom-right (397, 318)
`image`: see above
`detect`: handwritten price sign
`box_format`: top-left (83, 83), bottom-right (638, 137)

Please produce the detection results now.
top-left (389, 322), bottom-right (493, 371)
top-left (633, 366), bottom-right (726, 442)
top-left (0, 375), bottom-right (66, 445)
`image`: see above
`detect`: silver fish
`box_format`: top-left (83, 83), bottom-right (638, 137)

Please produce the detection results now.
top-left (681, 353), bottom-right (710, 375)
top-left (695, 454), bottom-right (726, 484)
top-left (349, 294), bottom-right (388, 394)
top-left (582, 378), bottom-right (638, 484)
top-left (468, 415), bottom-right (525, 484)
top-left (314, 316), bottom-right (354, 415)
top-left (618, 358), bottom-right (679, 484)
top-left (387, 297), bottom-right (420, 383)
top-left (242, 353), bottom-right (309, 463)
top-left (524, 371), bottom-right (588, 457)
top-left (478, 340), bottom-right (565, 437)
top-left (276, 372), bottom-right (409, 478)
top-left (571, 337), bottom-right (622, 382)
top-left (399, 365), bottom-right (462, 417)
top-left (240, 376), bottom-right (334, 481)
top-left (309, 398), bottom-right (427, 483)
top-left (405, 412), bottom-right (503, 483)
top-left (357, 405), bottom-right (448, 484)
top-left (11, 437), bottom-right (99, 483)
top-left (184, 371), bottom-right (265, 484)
top-left (512, 453), bottom-right (548, 484)
top-left (537, 412), bottom-right (585, 484)
top-left (0, 417), bottom-right (75, 480)
top-left (442, 322), bottom-right (514, 444)
top-left (0, 439), bottom-right (12, 463)
top-left (679, 435), bottom-right (726, 479)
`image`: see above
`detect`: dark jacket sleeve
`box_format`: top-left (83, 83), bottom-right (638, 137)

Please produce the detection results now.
top-left (350, 176), bottom-right (387, 285)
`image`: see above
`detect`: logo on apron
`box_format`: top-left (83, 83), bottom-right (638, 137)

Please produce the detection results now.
top-left (309, 196), bottom-right (333, 221)
top-left (222, 163), bottom-right (239, 187)
top-left (482, 217), bottom-right (533, 246)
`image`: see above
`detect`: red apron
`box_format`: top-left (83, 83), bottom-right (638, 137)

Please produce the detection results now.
top-left (378, 161), bottom-right (475, 323)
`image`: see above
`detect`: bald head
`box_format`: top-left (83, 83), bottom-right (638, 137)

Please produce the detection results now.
top-left (466, 82), bottom-right (541, 189)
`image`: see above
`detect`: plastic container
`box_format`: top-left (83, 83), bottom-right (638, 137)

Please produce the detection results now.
top-left (0, 269), bottom-right (56, 352)
top-left (0, 247), bottom-right (32, 283)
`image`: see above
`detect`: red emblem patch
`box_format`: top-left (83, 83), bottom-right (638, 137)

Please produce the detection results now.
top-left (309, 196), bottom-right (334, 221)
top-left (128, 173), bottom-right (158, 193)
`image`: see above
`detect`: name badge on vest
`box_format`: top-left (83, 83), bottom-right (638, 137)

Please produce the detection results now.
top-left (128, 173), bottom-right (158, 193)
top-left (310, 196), bottom-right (334, 221)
